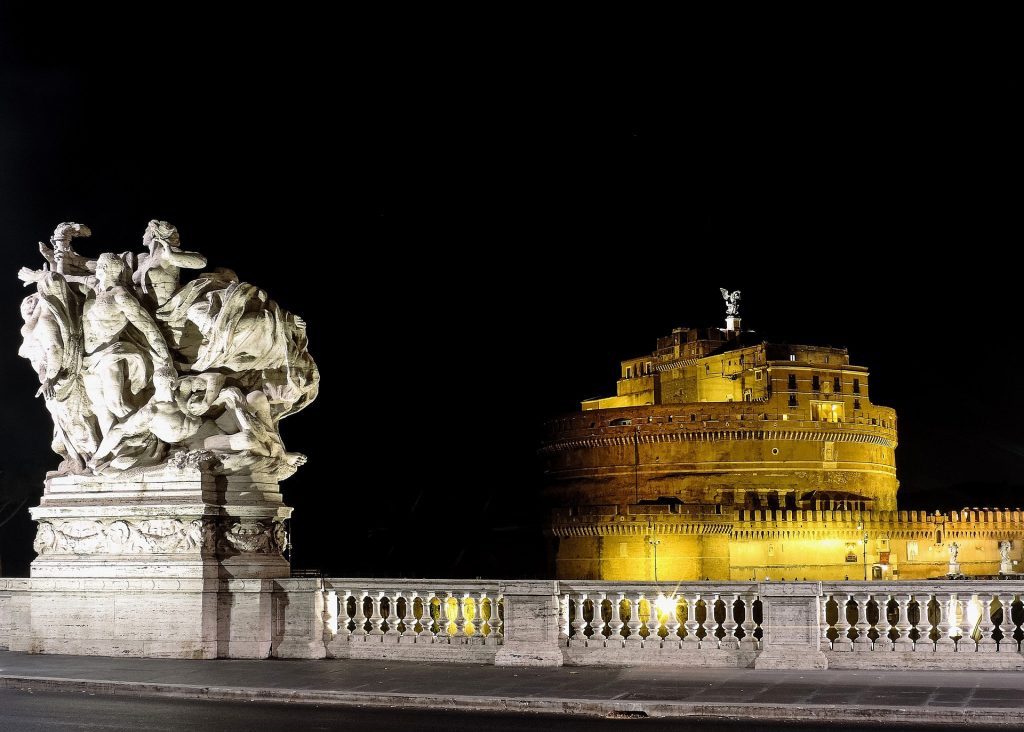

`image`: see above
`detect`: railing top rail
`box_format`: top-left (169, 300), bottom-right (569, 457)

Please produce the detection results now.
top-left (559, 581), bottom-right (759, 593)
top-left (821, 580), bottom-right (1024, 593)
top-left (323, 578), bottom-right (503, 592)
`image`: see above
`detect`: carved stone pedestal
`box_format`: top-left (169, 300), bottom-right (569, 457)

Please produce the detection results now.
top-left (24, 466), bottom-right (292, 658)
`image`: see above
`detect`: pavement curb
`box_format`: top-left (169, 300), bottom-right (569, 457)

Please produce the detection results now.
top-left (2, 674), bottom-right (1021, 726)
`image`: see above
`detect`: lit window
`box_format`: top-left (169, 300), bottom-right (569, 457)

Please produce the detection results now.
top-left (907, 541), bottom-right (918, 560)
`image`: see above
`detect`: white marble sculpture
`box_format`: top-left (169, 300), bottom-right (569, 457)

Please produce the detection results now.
top-left (19, 221), bottom-right (318, 480)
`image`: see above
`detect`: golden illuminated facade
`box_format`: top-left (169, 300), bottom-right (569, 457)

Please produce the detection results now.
top-left (542, 305), bottom-right (1024, 581)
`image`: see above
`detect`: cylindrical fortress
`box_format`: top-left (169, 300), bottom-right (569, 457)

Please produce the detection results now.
top-left (541, 324), bottom-right (900, 580)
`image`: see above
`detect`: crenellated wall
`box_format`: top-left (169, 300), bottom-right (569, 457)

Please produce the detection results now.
top-left (551, 507), bottom-right (1024, 581)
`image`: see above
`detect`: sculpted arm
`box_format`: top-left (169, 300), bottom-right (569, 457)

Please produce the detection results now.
top-left (164, 249), bottom-right (207, 270)
top-left (113, 288), bottom-right (171, 364)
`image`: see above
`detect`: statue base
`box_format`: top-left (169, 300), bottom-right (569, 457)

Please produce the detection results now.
top-left (22, 467), bottom-right (294, 658)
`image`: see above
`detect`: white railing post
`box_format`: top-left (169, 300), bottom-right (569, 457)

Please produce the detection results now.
top-left (700, 593), bottom-right (719, 651)
top-left (894, 593), bottom-right (913, 652)
top-left (740, 592), bottom-right (758, 651)
top-left (645, 594), bottom-right (661, 646)
top-left (978, 593), bottom-right (997, 653)
top-left (935, 593), bottom-right (954, 652)
top-left (384, 590), bottom-right (401, 642)
top-left (625, 593), bottom-right (643, 646)
top-left (368, 591), bottom-right (385, 638)
top-left (570, 592), bottom-right (586, 646)
top-left (663, 594), bottom-right (681, 649)
top-left (418, 591), bottom-right (436, 640)
top-left (853, 593), bottom-right (871, 650)
top-left (872, 593), bottom-right (893, 652)
top-left (608, 592), bottom-right (625, 648)
top-left (401, 591), bottom-right (418, 639)
top-left (682, 593), bottom-right (700, 649)
top-left (721, 593), bottom-right (740, 650)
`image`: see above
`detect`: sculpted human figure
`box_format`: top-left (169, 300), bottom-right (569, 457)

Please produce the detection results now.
top-left (133, 220), bottom-right (207, 308)
top-left (83, 252), bottom-right (172, 436)
top-left (18, 222), bottom-right (95, 285)
top-left (949, 542), bottom-right (959, 564)
top-left (18, 274), bottom-right (99, 472)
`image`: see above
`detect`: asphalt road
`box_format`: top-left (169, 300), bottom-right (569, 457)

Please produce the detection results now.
top-left (0, 688), bottom-right (1002, 731)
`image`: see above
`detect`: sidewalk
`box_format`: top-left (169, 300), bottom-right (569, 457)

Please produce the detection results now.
top-left (2, 650), bottom-right (1023, 726)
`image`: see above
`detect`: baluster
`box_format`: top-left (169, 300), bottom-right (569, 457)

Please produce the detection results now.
top-left (418, 591), bottom-right (437, 640)
top-left (608, 592), bottom-right (625, 647)
top-left (341, 590), bottom-right (355, 636)
top-left (935, 593), bottom-right (954, 651)
top-left (720, 593), bottom-right (739, 650)
top-left (383, 590), bottom-right (401, 641)
top-left (435, 592), bottom-right (451, 641)
top-left (949, 593), bottom-right (964, 652)
top-left (557, 592), bottom-right (570, 645)
top-left (625, 593), bottom-right (643, 645)
top-left (454, 592), bottom-right (468, 641)
top-left (740, 592), bottom-right (758, 651)
top-left (978, 593), bottom-right (997, 653)
top-left (591, 592), bottom-right (608, 645)
top-left (570, 592), bottom-right (587, 646)
top-left (480, 592), bottom-right (494, 643)
top-left (1004, 594), bottom-right (1020, 652)
top-left (836, 592), bottom-right (855, 651)
top-left (894, 593), bottom-right (913, 652)
top-left (682, 593), bottom-right (700, 649)
top-left (853, 593), bottom-right (871, 650)
top-left (663, 594), bottom-right (681, 649)
top-left (368, 591), bottom-right (385, 638)
top-left (644, 594), bottom-right (661, 646)
top-left (495, 595), bottom-right (505, 639)
top-left (401, 591), bottom-right (419, 639)
top-left (872, 593), bottom-right (893, 652)
top-left (700, 593), bottom-right (720, 651)
top-left (354, 591), bottom-right (370, 637)
top-left (820, 593), bottom-right (832, 652)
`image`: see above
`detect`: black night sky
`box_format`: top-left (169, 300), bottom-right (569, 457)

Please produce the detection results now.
top-left (0, 7), bottom-right (1021, 578)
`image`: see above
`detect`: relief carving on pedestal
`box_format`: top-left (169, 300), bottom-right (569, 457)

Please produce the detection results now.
top-left (31, 517), bottom-right (282, 556)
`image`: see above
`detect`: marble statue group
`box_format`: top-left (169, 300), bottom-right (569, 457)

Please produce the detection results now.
top-left (18, 221), bottom-right (318, 480)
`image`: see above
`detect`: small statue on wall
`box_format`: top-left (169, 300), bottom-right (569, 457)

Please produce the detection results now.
top-left (720, 288), bottom-right (741, 316)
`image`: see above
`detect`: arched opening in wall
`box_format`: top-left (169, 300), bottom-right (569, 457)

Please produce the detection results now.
top-left (936, 530), bottom-right (942, 545)
top-left (767, 492), bottom-right (780, 509)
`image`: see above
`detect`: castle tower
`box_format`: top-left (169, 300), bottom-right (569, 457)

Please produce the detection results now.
top-left (540, 293), bottom-right (899, 580)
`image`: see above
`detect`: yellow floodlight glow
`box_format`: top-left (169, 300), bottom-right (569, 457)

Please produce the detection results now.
top-left (655, 595), bottom-right (677, 617)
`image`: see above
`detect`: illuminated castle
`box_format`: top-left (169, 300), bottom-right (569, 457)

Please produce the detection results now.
top-left (541, 290), bottom-right (1024, 581)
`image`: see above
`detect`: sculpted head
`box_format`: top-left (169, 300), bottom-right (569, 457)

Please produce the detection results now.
top-left (144, 220), bottom-right (180, 252)
top-left (20, 293), bottom-right (39, 322)
top-left (152, 365), bottom-right (178, 395)
top-left (95, 252), bottom-right (128, 288)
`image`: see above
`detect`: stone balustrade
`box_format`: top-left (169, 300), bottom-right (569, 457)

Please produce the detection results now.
top-left (322, 579), bottom-right (503, 663)
top-left (4, 577), bottom-right (1024, 668)
top-left (560, 581), bottom-right (761, 666)
top-left (820, 582), bottom-right (1024, 669)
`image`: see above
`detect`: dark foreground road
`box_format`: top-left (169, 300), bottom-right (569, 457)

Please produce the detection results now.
top-left (0, 688), bottom-right (1004, 731)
